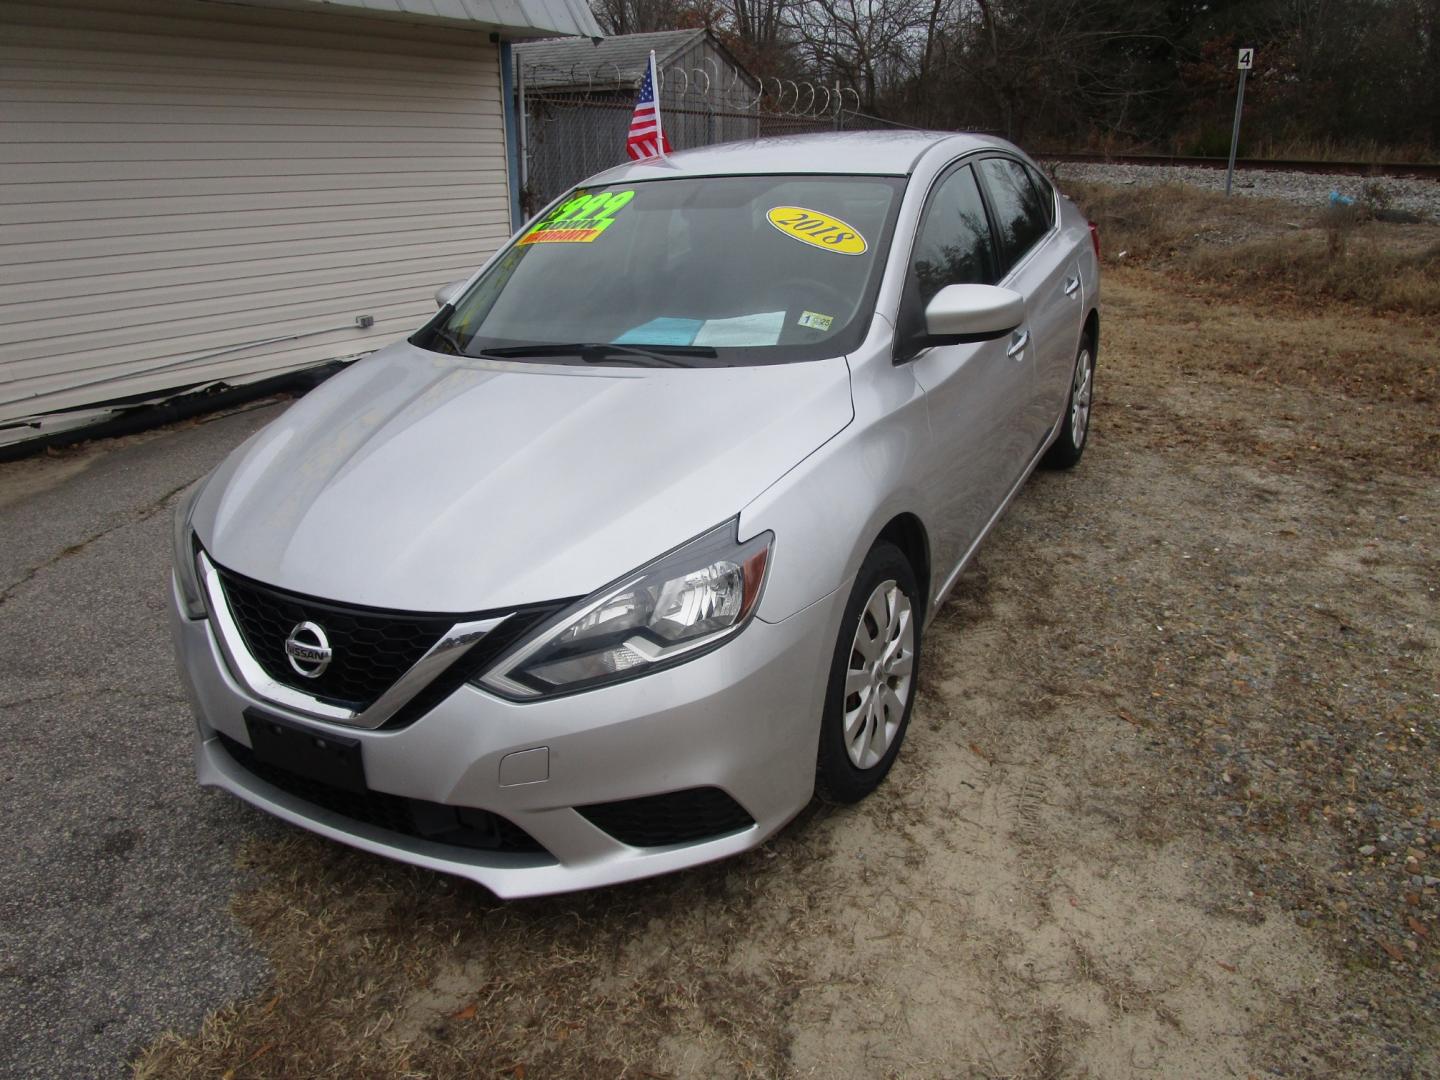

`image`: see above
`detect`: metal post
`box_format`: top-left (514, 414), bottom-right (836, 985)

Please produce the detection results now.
top-left (1225, 52), bottom-right (1251, 197)
top-left (500, 41), bottom-right (521, 233)
top-left (516, 60), bottom-right (529, 208)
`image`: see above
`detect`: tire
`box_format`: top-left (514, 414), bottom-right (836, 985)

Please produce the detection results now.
top-left (816, 542), bottom-right (922, 803)
top-left (1041, 333), bottom-right (1096, 470)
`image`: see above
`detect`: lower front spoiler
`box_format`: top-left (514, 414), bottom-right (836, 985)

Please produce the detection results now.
top-left (198, 735), bottom-right (786, 899)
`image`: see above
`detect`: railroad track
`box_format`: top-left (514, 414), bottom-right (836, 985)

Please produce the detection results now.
top-left (1041, 151), bottom-right (1440, 181)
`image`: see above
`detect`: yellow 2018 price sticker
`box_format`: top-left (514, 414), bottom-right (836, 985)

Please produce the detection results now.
top-left (520, 189), bottom-right (636, 245)
top-left (766, 206), bottom-right (867, 255)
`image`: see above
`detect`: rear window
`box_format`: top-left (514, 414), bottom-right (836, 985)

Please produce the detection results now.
top-left (1023, 163), bottom-right (1056, 227)
top-left (977, 158), bottom-right (1053, 273)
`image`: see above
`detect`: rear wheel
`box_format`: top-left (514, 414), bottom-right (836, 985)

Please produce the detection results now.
top-left (816, 542), bottom-right (921, 803)
top-left (1042, 334), bottom-right (1095, 470)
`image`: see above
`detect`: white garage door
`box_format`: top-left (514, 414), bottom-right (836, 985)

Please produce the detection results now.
top-left (0, 0), bottom-right (514, 441)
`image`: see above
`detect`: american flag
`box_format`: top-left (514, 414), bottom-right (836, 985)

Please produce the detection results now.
top-left (626, 51), bottom-right (671, 161)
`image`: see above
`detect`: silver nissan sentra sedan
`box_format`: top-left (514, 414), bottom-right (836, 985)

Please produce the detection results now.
top-left (170, 131), bottom-right (1099, 897)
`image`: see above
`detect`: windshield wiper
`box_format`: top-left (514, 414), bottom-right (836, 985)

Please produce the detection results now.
top-left (481, 342), bottom-right (715, 367)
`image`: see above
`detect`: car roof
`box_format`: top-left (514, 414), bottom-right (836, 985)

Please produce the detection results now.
top-left (586, 130), bottom-right (1007, 186)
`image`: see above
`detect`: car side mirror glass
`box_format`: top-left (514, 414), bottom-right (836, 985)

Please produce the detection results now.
top-left (434, 278), bottom-right (467, 310)
top-left (922, 284), bottom-right (1025, 345)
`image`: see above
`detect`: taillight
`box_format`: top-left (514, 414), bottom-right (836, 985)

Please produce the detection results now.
top-left (1088, 221), bottom-right (1101, 261)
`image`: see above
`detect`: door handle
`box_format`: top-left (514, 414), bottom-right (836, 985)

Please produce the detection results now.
top-left (1064, 276), bottom-right (1080, 297)
top-left (1006, 329), bottom-right (1029, 359)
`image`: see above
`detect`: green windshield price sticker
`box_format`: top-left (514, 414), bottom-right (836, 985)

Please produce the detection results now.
top-left (520, 190), bottom-right (636, 245)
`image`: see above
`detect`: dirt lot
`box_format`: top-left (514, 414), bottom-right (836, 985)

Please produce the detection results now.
top-left (134, 200), bottom-right (1438, 1079)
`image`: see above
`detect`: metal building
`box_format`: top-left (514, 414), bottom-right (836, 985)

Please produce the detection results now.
top-left (514, 29), bottom-right (763, 209)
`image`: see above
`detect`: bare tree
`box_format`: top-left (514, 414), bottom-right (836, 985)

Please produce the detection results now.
top-left (592, 0), bottom-right (693, 35)
top-left (714, 0), bottom-right (806, 78)
top-left (788, 0), bottom-right (937, 109)
top-left (730, 0), bottom-right (794, 48)
top-left (585, 0), bottom-right (1439, 153)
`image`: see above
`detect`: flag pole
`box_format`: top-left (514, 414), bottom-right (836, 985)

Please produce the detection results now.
top-left (649, 50), bottom-right (666, 157)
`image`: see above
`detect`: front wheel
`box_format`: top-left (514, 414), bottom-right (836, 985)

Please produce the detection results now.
top-left (1042, 335), bottom-right (1095, 470)
top-left (816, 542), bottom-right (921, 803)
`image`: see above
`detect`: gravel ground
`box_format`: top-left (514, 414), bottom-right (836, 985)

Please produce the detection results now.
top-left (4, 256), bottom-right (1434, 1078)
top-left (0, 404), bottom-right (287, 1079)
top-left (1047, 161), bottom-right (1440, 219)
top-left (133, 268), bottom-right (1437, 1078)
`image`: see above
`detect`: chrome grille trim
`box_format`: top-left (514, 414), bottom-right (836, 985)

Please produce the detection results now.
top-left (198, 551), bottom-right (507, 730)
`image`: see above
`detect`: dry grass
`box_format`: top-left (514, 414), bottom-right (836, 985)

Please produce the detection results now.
top-left (1064, 180), bottom-right (1440, 317)
top-left (133, 211), bottom-right (1439, 1079)
top-left (1185, 229), bottom-right (1440, 316)
top-left (1230, 135), bottom-right (1438, 166)
top-left (135, 822), bottom-right (828, 1079)
top-left (1062, 180), bottom-right (1280, 261)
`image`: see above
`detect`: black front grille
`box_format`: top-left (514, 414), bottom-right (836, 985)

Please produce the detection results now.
top-left (217, 733), bottom-right (547, 855)
top-left (578, 787), bottom-right (755, 848)
top-left (216, 566), bottom-right (455, 710)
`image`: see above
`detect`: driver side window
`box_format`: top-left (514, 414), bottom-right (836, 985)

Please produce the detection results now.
top-left (912, 165), bottom-right (997, 303)
top-left (897, 164), bottom-right (997, 357)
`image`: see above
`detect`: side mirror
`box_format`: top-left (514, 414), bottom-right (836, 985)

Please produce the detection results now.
top-left (434, 278), bottom-right (467, 310)
top-left (923, 284), bottom-right (1025, 344)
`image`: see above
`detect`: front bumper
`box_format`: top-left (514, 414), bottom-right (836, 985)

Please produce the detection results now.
top-left (170, 577), bottom-right (842, 898)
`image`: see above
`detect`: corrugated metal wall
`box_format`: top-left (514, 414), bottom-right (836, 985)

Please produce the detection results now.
top-left (0, 0), bottom-right (512, 438)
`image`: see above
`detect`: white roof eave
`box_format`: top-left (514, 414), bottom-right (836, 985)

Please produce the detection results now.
top-left (219, 0), bottom-right (604, 39)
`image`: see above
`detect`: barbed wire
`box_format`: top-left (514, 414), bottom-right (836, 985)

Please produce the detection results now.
top-left (515, 61), bottom-right (902, 211)
top-left (519, 60), bottom-right (858, 121)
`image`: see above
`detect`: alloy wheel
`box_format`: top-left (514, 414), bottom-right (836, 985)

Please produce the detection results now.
top-left (1071, 346), bottom-right (1094, 449)
top-left (843, 579), bottom-right (916, 769)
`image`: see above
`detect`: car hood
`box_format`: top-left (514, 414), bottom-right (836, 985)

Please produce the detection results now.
top-left (195, 341), bottom-right (853, 612)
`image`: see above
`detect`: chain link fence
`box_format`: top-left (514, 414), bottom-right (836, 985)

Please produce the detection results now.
top-left (518, 74), bottom-right (905, 215)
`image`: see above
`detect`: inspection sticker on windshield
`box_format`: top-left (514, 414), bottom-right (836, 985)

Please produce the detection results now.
top-left (766, 206), bottom-right (867, 255)
top-left (798, 310), bottom-right (834, 331)
top-left (520, 189), bottom-right (636, 245)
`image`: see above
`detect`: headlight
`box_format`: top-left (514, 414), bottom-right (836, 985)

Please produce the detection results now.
top-left (477, 520), bottom-right (771, 698)
top-left (171, 478), bottom-right (208, 619)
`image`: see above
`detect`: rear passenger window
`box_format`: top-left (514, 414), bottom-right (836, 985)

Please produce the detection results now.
top-left (909, 164), bottom-right (996, 306)
top-left (977, 158), bottom-right (1052, 273)
top-left (1023, 163), bottom-right (1056, 227)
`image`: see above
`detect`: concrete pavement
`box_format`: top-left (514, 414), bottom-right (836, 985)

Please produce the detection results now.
top-left (0, 403), bottom-right (290, 1078)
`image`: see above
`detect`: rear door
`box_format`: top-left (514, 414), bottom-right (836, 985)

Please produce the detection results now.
top-left (902, 162), bottom-right (1034, 582)
top-left (974, 157), bottom-right (1081, 447)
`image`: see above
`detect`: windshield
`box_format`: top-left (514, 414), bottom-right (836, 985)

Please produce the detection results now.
top-left (417, 174), bottom-right (905, 366)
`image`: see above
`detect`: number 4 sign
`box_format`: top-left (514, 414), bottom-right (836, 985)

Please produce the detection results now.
top-left (1227, 50), bottom-right (1254, 195)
